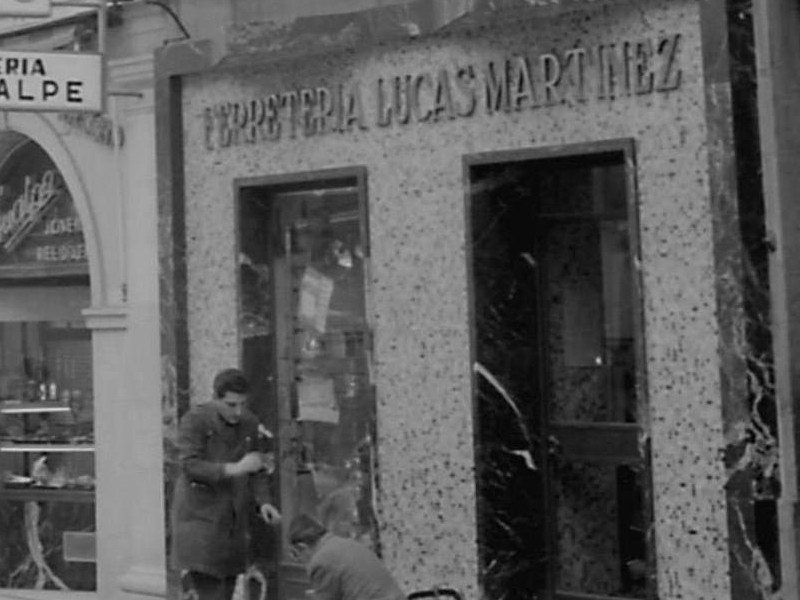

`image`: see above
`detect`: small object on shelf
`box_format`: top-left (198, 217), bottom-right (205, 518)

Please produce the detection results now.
top-left (31, 455), bottom-right (51, 485)
top-left (3, 473), bottom-right (33, 487)
top-left (73, 474), bottom-right (95, 489)
top-left (69, 434), bottom-right (93, 445)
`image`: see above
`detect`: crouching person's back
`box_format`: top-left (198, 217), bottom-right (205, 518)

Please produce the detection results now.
top-left (288, 513), bottom-right (406, 600)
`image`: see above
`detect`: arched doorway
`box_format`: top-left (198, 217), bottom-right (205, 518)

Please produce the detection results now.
top-left (0, 132), bottom-right (97, 592)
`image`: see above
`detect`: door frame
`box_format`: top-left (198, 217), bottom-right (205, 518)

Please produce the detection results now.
top-left (233, 166), bottom-right (373, 600)
top-left (463, 138), bottom-right (655, 600)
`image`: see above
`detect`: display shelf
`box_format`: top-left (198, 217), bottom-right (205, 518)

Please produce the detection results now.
top-left (0, 401), bottom-right (71, 414)
top-left (0, 487), bottom-right (94, 503)
top-left (0, 444), bottom-right (94, 453)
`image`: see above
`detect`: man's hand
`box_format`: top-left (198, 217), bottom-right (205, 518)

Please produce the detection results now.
top-left (260, 503), bottom-right (281, 524)
top-left (261, 451), bottom-right (276, 474)
top-left (225, 452), bottom-right (265, 477)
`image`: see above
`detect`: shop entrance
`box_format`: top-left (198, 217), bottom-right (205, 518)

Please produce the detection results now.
top-left (237, 169), bottom-right (378, 600)
top-left (468, 142), bottom-right (651, 600)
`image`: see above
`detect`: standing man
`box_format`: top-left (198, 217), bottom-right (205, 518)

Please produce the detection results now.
top-left (171, 368), bottom-right (281, 600)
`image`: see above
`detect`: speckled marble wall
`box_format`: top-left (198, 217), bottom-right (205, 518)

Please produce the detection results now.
top-left (176, 0), bottom-right (734, 597)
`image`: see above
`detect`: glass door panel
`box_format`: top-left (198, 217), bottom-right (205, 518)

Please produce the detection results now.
top-left (238, 171), bottom-right (377, 599)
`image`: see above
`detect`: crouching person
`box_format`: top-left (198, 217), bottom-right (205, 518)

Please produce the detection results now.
top-left (288, 513), bottom-right (406, 600)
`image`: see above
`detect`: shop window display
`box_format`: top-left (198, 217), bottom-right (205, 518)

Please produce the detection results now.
top-left (0, 135), bottom-right (95, 591)
top-left (0, 318), bottom-right (96, 592)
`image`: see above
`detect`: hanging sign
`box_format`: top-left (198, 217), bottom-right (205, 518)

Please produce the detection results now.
top-left (0, 50), bottom-right (103, 113)
top-left (0, 0), bottom-right (51, 17)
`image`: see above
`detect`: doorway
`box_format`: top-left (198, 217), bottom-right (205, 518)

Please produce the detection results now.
top-left (237, 169), bottom-right (378, 600)
top-left (468, 142), bottom-right (652, 600)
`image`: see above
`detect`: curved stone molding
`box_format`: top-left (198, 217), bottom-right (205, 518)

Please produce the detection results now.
top-left (83, 305), bottom-right (129, 331)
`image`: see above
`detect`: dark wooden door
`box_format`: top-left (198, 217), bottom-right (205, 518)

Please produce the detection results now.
top-left (470, 145), bottom-right (651, 600)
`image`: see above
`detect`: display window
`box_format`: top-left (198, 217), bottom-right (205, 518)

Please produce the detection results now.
top-left (0, 134), bottom-right (95, 592)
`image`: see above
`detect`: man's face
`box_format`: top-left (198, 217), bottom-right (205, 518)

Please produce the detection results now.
top-left (216, 391), bottom-right (247, 424)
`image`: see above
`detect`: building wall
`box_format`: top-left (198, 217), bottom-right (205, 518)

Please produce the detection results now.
top-left (173, 0), bottom-right (740, 597)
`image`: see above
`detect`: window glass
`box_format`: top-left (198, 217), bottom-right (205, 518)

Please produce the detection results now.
top-left (0, 318), bottom-right (96, 590)
top-left (0, 136), bottom-right (95, 591)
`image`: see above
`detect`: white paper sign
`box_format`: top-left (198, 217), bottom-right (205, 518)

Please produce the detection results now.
top-left (0, 0), bottom-right (51, 16)
top-left (298, 266), bottom-right (334, 334)
top-left (0, 50), bottom-right (103, 112)
top-left (297, 376), bottom-right (339, 424)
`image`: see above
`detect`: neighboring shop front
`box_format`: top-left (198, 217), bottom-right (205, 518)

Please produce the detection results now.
top-left (0, 57), bottom-right (166, 600)
top-left (157, 1), bottom-right (782, 599)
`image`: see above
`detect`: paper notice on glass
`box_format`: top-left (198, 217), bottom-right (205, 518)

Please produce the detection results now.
top-left (298, 266), bottom-right (335, 333)
top-left (297, 376), bottom-right (339, 424)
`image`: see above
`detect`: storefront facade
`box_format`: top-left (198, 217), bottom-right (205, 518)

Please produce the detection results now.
top-left (157, 1), bottom-right (786, 599)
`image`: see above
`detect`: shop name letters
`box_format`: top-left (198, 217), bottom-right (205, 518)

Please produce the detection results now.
top-left (203, 33), bottom-right (683, 150)
top-left (0, 169), bottom-right (62, 253)
top-left (0, 56), bottom-right (86, 106)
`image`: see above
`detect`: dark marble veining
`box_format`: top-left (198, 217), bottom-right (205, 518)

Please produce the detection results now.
top-left (0, 499), bottom-right (95, 590)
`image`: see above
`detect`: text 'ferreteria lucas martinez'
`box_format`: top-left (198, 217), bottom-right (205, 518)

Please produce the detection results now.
top-left (202, 33), bottom-right (683, 151)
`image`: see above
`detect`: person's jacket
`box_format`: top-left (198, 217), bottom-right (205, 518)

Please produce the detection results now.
top-left (308, 533), bottom-right (406, 600)
top-left (170, 401), bottom-right (271, 577)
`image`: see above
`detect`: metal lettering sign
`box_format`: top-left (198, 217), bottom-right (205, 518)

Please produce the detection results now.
top-left (0, 0), bottom-right (51, 17)
top-left (0, 50), bottom-right (103, 112)
top-left (202, 32), bottom-right (684, 150)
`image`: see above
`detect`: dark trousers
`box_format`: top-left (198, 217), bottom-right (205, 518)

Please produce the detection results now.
top-left (181, 571), bottom-right (238, 600)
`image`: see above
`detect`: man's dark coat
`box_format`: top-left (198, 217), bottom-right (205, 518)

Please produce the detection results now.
top-left (171, 402), bottom-right (272, 577)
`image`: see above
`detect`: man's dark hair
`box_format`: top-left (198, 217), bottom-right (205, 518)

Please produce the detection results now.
top-left (213, 368), bottom-right (250, 399)
top-left (288, 513), bottom-right (327, 546)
